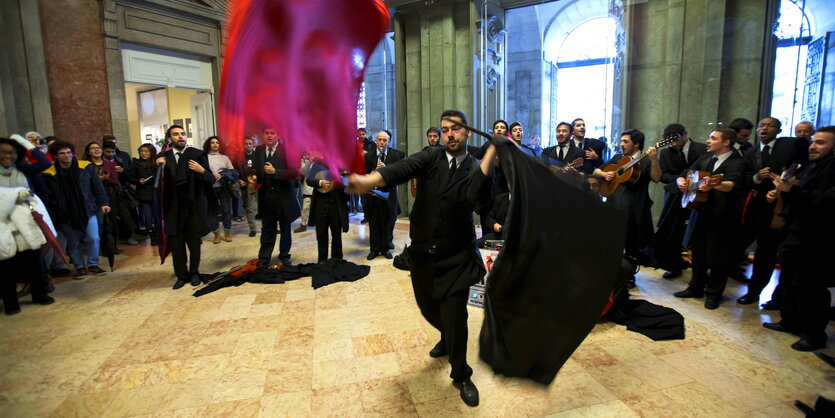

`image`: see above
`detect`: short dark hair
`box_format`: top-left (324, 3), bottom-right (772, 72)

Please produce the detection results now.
top-left (621, 129), bottom-right (645, 150)
top-left (571, 118), bottom-right (584, 127)
top-left (663, 123), bottom-right (687, 139)
top-left (509, 122), bottom-right (523, 133)
top-left (49, 140), bottom-right (74, 157)
top-left (426, 127), bottom-right (441, 137)
top-left (760, 116), bottom-right (782, 129)
top-left (817, 126), bottom-right (835, 136)
top-left (440, 109), bottom-right (468, 126)
top-left (166, 125), bottom-right (185, 139)
top-left (728, 118), bottom-right (754, 132)
top-left (203, 136), bottom-right (221, 153)
top-left (492, 120), bottom-right (508, 132)
top-left (556, 122), bottom-right (574, 135)
top-left (357, 128), bottom-right (367, 134)
top-left (102, 134), bottom-right (117, 142)
top-left (715, 128), bottom-right (737, 144)
top-left (102, 140), bottom-right (117, 150)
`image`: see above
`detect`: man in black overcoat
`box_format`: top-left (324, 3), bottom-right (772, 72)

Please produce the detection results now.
top-left (763, 127), bottom-right (835, 351)
top-left (156, 125), bottom-right (215, 289)
top-left (305, 159), bottom-right (350, 262)
top-left (653, 124), bottom-right (706, 278)
top-left (253, 128), bottom-right (300, 266)
top-left (571, 118), bottom-right (608, 175)
top-left (364, 130), bottom-right (404, 260)
top-left (348, 110), bottom-right (493, 407)
top-left (673, 128), bottom-right (747, 309)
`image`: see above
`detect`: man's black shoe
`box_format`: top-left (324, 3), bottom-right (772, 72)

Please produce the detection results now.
top-left (190, 275), bottom-right (202, 287)
top-left (33, 295), bottom-right (55, 305)
top-left (173, 279), bottom-right (187, 290)
top-left (367, 251), bottom-right (378, 261)
top-left (452, 378), bottom-right (479, 407)
top-left (704, 296), bottom-right (721, 310)
top-left (792, 339), bottom-right (825, 352)
top-left (673, 288), bottom-right (704, 298)
top-left (383, 251), bottom-right (393, 259)
top-left (662, 270), bottom-right (682, 279)
top-left (248, 230), bottom-right (256, 237)
top-left (429, 340), bottom-right (447, 358)
top-left (361, 218), bottom-right (368, 224)
top-left (761, 300), bottom-right (781, 311)
top-left (737, 294), bottom-right (757, 305)
top-left (763, 322), bottom-right (800, 335)
top-left (279, 258), bottom-right (292, 266)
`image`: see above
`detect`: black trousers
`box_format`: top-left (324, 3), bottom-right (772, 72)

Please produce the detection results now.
top-left (315, 206), bottom-right (343, 262)
top-left (259, 191), bottom-right (292, 264)
top-left (1, 250), bottom-right (49, 313)
top-left (169, 233), bottom-right (201, 280)
top-left (653, 191), bottom-right (690, 272)
top-left (778, 253), bottom-right (830, 346)
top-left (747, 224), bottom-right (782, 299)
top-left (410, 253), bottom-right (473, 382)
top-left (367, 198), bottom-right (392, 253)
top-left (687, 235), bottom-right (732, 297)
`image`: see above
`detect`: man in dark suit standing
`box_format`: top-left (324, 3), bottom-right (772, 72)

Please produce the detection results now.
top-left (737, 117), bottom-right (807, 305)
top-left (729, 118), bottom-right (755, 157)
top-left (572, 118), bottom-right (608, 175)
top-left (348, 110), bottom-right (493, 407)
top-left (673, 128), bottom-right (747, 309)
top-left (253, 128), bottom-right (300, 266)
top-left (653, 124), bottom-right (707, 278)
top-left (541, 122), bottom-right (583, 168)
top-left (364, 130), bottom-right (404, 260)
top-left (156, 125), bottom-right (215, 289)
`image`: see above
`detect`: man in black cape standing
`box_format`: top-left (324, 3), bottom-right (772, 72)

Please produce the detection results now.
top-left (156, 125), bottom-right (215, 289)
top-left (349, 110), bottom-right (494, 407)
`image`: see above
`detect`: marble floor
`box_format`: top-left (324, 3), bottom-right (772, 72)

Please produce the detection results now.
top-left (1, 214), bottom-right (833, 417)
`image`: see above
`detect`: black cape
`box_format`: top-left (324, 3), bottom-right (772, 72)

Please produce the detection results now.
top-left (479, 137), bottom-right (627, 385)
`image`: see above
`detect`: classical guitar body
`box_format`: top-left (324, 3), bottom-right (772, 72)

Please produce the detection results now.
top-left (598, 157), bottom-right (640, 197)
top-left (681, 170), bottom-right (724, 209)
top-left (770, 163), bottom-right (800, 230)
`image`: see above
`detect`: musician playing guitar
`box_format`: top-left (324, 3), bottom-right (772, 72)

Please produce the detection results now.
top-left (594, 129), bottom-right (661, 266)
top-left (672, 128), bottom-right (747, 310)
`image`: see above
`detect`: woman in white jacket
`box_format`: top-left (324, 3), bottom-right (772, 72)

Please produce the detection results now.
top-left (0, 137), bottom-right (55, 315)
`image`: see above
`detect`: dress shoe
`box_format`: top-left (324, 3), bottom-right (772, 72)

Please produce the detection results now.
top-left (172, 279), bottom-right (187, 290)
top-left (33, 295), bottom-right (55, 305)
top-left (293, 224), bottom-right (307, 233)
top-left (190, 275), bottom-right (202, 287)
top-left (248, 230), bottom-right (257, 237)
top-left (673, 288), bottom-right (703, 298)
top-left (791, 339), bottom-right (825, 352)
top-left (736, 293), bottom-right (757, 305)
top-left (662, 270), bottom-right (682, 279)
top-left (763, 321), bottom-right (800, 335)
top-left (367, 251), bottom-right (378, 261)
top-left (224, 231), bottom-right (232, 242)
top-left (383, 251), bottom-right (393, 259)
top-left (4, 306), bottom-right (21, 315)
top-left (429, 340), bottom-right (447, 358)
top-left (213, 232), bottom-right (221, 244)
top-left (16, 283), bottom-right (30, 298)
top-left (761, 300), bottom-right (781, 310)
top-left (279, 257), bottom-right (292, 267)
top-left (704, 296), bottom-right (721, 310)
top-left (813, 350), bottom-right (835, 368)
top-left (452, 378), bottom-right (479, 407)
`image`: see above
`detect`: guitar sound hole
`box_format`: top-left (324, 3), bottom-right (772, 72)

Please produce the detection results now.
top-left (617, 169), bottom-right (623, 175)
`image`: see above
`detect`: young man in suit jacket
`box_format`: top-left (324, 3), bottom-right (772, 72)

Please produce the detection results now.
top-left (673, 128), bottom-right (747, 309)
top-left (305, 155), bottom-right (349, 262)
top-left (253, 128), bottom-right (300, 266)
top-left (738, 117), bottom-right (807, 305)
top-left (541, 122), bottom-right (584, 168)
top-left (364, 130), bottom-right (404, 259)
top-left (155, 125), bottom-right (215, 289)
top-left (653, 124), bottom-right (707, 278)
top-left (348, 110), bottom-right (494, 407)
top-left (572, 118), bottom-right (608, 175)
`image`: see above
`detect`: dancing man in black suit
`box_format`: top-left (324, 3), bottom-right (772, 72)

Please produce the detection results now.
top-left (571, 118), bottom-right (608, 175)
top-left (364, 130), bottom-right (404, 260)
top-left (156, 125), bottom-right (215, 289)
top-left (653, 124), bottom-right (707, 279)
top-left (254, 128), bottom-right (300, 266)
top-left (542, 122), bottom-right (583, 169)
top-left (348, 110), bottom-right (494, 407)
top-left (673, 128), bottom-right (747, 309)
top-left (305, 154), bottom-right (349, 262)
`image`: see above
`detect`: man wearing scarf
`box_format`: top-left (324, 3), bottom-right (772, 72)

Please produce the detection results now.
top-left (42, 141), bottom-right (110, 279)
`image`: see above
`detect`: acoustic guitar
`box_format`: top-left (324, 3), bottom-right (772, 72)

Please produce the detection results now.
top-left (680, 171), bottom-right (724, 209)
top-left (547, 157), bottom-right (584, 174)
top-left (770, 163), bottom-right (800, 230)
top-left (597, 136), bottom-right (676, 197)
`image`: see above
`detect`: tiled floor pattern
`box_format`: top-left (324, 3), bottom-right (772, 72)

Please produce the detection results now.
top-left (1, 215), bottom-right (833, 417)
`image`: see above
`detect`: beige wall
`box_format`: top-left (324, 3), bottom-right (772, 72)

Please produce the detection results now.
top-left (166, 87), bottom-right (199, 146)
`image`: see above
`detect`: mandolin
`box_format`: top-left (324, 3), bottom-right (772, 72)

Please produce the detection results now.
top-left (770, 163), bottom-right (800, 229)
top-left (680, 171), bottom-right (724, 209)
top-left (597, 136), bottom-right (676, 197)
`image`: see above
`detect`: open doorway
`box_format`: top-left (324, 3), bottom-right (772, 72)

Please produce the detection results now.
top-left (124, 84), bottom-right (214, 154)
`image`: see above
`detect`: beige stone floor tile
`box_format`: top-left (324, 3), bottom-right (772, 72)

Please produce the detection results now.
top-left (101, 383), bottom-right (171, 417)
top-left (311, 383), bottom-right (364, 417)
top-left (402, 368), bottom-right (454, 404)
top-left (0, 393), bottom-right (66, 417)
top-left (362, 403), bottom-right (419, 417)
top-left (209, 371), bottom-right (267, 403)
top-left (359, 377), bottom-right (414, 412)
top-left (353, 333), bottom-right (397, 357)
top-left (265, 364), bottom-right (314, 394)
top-left (661, 382), bottom-right (747, 416)
top-left (202, 398), bottom-right (261, 418)
top-left (355, 352), bottom-right (402, 381)
top-left (547, 399), bottom-right (640, 418)
top-left (749, 401), bottom-right (805, 417)
top-left (50, 390), bottom-right (119, 418)
top-left (156, 378), bottom-right (217, 412)
top-left (619, 391), bottom-right (695, 418)
top-left (259, 391), bottom-right (312, 417)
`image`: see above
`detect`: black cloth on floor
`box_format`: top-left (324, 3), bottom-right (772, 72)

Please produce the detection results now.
top-left (620, 299), bottom-right (685, 341)
top-left (478, 135), bottom-right (627, 385)
top-left (192, 259), bottom-right (370, 297)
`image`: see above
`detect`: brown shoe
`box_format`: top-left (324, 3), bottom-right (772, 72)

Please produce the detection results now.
top-left (213, 232), bottom-right (221, 244)
top-left (88, 266), bottom-right (108, 276)
top-left (293, 224), bottom-right (307, 233)
top-left (224, 231), bottom-right (232, 242)
top-left (74, 268), bottom-right (87, 280)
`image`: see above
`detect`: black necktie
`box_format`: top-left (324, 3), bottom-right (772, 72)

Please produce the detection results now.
top-left (559, 144), bottom-right (566, 160)
top-left (577, 142), bottom-right (583, 151)
top-left (267, 147), bottom-right (273, 160)
top-left (709, 156), bottom-right (718, 172)
top-left (379, 152), bottom-right (385, 164)
top-left (175, 151), bottom-right (182, 164)
top-left (762, 144), bottom-right (771, 166)
top-left (448, 158), bottom-right (458, 182)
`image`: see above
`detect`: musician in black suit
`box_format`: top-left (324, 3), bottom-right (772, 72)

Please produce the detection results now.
top-left (653, 124), bottom-right (707, 278)
top-left (155, 125), bottom-right (215, 289)
top-left (595, 129), bottom-right (662, 266)
top-left (737, 117), bottom-right (808, 305)
top-left (572, 118), bottom-right (608, 175)
top-left (253, 128), bottom-right (300, 266)
top-left (763, 127), bottom-right (835, 351)
top-left (673, 128), bottom-right (747, 309)
top-left (348, 110), bottom-right (493, 407)
top-left (729, 118), bottom-right (755, 157)
top-left (364, 130), bottom-right (404, 260)
top-left (305, 157), bottom-right (349, 262)
top-left (541, 122), bottom-right (584, 168)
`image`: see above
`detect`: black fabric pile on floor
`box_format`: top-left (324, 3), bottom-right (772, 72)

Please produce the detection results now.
top-left (192, 259), bottom-right (371, 297)
top-left (606, 299), bottom-right (686, 341)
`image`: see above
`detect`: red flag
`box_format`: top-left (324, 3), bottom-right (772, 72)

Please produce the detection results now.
top-left (219, 0), bottom-right (388, 177)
